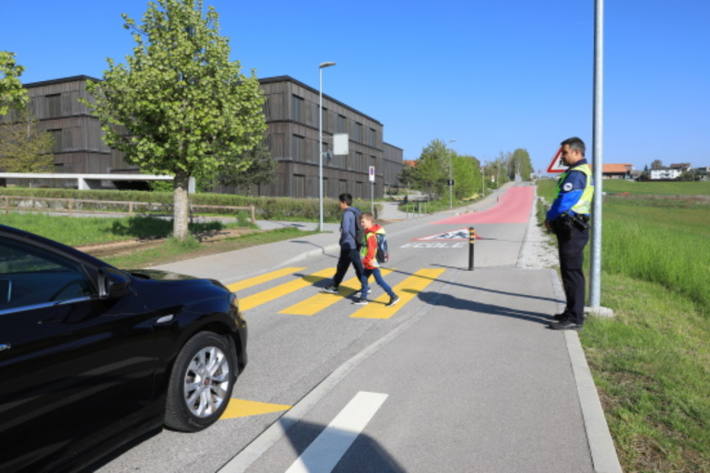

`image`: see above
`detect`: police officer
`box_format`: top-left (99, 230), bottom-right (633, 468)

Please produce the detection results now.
top-left (545, 137), bottom-right (594, 330)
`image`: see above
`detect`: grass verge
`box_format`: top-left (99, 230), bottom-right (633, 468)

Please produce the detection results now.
top-left (1, 212), bottom-right (248, 246)
top-left (536, 179), bottom-right (709, 472)
top-left (583, 273), bottom-right (709, 472)
top-left (103, 228), bottom-right (316, 268)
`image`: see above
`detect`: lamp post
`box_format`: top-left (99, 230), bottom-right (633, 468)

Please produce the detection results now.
top-left (318, 61), bottom-right (336, 232)
top-left (448, 139), bottom-right (456, 209)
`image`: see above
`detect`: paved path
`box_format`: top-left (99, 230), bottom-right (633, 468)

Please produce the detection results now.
top-left (96, 183), bottom-right (615, 473)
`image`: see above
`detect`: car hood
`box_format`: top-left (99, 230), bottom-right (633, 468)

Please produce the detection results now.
top-left (126, 269), bottom-right (199, 281)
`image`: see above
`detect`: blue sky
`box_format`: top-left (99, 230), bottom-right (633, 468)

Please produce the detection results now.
top-left (3, 0), bottom-right (709, 171)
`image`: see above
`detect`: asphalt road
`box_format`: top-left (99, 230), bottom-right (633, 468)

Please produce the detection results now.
top-left (97, 184), bottom-right (593, 473)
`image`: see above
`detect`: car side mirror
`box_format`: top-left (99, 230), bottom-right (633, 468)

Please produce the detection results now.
top-left (100, 267), bottom-right (132, 299)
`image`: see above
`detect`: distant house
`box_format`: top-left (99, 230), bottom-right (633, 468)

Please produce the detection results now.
top-left (670, 162), bottom-right (692, 172)
top-left (602, 163), bottom-right (633, 179)
top-left (403, 159), bottom-right (417, 168)
top-left (650, 168), bottom-right (683, 180)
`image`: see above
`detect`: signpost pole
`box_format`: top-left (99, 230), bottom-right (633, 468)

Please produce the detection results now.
top-left (368, 165), bottom-right (375, 215)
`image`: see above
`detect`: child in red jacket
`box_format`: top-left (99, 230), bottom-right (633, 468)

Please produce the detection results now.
top-left (355, 213), bottom-right (399, 306)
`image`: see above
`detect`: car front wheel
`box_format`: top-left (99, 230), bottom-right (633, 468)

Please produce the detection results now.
top-left (165, 331), bottom-right (237, 432)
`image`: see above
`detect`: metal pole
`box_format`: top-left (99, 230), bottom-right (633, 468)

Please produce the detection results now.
top-left (449, 154), bottom-right (453, 209)
top-left (590, 0), bottom-right (604, 307)
top-left (370, 181), bottom-right (374, 215)
top-left (318, 67), bottom-right (324, 232)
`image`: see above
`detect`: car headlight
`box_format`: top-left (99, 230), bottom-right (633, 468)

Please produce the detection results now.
top-left (229, 293), bottom-right (239, 311)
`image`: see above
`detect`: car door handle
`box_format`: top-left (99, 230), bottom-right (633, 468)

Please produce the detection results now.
top-left (0, 344), bottom-right (11, 352)
top-left (154, 314), bottom-right (175, 325)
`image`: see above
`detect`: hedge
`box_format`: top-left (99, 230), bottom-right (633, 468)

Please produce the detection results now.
top-left (0, 187), bottom-right (381, 221)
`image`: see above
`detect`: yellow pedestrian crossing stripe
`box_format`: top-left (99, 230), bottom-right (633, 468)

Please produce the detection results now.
top-left (280, 269), bottom-right (393, 316)
top-left (226, 267), bottom-right (306, 293)
top-left (350, 268), bottom-right (446, 319)
top-left (220, 398), bottom-right (291, 420)
top-left (239, 268), bottom-right (335, 312)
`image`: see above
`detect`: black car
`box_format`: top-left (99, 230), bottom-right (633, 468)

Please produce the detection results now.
top-left (0, 224), bottom-right (247, 473)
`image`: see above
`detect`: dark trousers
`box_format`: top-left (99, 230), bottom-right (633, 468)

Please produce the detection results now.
top-left (556, 225), bottom-right (589, 324)
top-left (332, 247), bottom-right (365, 290)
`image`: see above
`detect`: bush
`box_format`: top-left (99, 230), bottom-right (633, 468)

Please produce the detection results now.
top-left (0, 187), bottom-right (380, 221)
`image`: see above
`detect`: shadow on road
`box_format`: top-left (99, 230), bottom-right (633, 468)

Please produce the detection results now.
top-left (413, 290), bottom-right (554, 325)
top-left (279, 418), bottom-right (408, 473)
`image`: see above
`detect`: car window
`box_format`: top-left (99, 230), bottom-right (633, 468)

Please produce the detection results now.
top-left (0, 237), bottom-right (94, 311)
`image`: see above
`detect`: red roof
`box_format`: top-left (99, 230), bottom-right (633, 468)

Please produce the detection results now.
top-left (403, 160), bottom-right (417, 168)
top-left (602, 163), bottom-right (632, 174)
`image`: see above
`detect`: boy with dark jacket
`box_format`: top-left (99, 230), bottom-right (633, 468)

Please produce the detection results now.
top-left (355, 213), bottom-right (399, 306)
top-left (323, 193), bottom-right (367, 295)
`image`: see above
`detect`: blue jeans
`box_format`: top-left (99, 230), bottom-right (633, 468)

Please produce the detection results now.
top-left (362, 268), bottom-right (395, 298)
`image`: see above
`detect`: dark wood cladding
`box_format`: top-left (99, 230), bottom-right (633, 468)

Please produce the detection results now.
top-left (16, 75), bottom-right (403, 197)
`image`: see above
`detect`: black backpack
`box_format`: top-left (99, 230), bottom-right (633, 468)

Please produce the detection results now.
top-left (375, 233), bottom-right (389, 263)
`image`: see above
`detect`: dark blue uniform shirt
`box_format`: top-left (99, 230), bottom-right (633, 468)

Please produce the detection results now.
top-left (546, 159), bottom-right (589, 221)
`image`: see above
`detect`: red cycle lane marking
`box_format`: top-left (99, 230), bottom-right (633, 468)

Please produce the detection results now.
top-left (433, 186), bottom-right (534, 225)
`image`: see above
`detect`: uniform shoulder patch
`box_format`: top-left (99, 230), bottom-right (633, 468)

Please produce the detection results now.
top-left (562, 182), bottom-right (574, 192)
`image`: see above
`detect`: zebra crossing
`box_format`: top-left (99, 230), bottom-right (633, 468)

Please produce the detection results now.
top-left (226, 266), bottom-right (446, 319)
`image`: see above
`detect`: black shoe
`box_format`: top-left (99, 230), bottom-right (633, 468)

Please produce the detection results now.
top-left (354, 297), bottom-right (368, 305)
top-left (553, 312), bottom-right (570, 321)
top-left (547, 320), bottom-right (582, 330)
top-left (322, 286), bottom-right (339, 294)
top-left (385, 295), bottom-right (400, 307)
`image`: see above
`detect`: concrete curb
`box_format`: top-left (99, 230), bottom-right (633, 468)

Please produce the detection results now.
top-left (548, 269), bottom-right (623, 473)
top-left (276, 243), bottom-right (341, 269)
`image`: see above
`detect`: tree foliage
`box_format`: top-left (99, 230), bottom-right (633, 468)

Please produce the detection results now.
top-left (0, 51), bottom-right (28, 116)
top-left (85, 0), bottom-right (267, 239)
top-left (452, 154), bottom-right (482, 198)
top-left (0, 108), bottom-right (54, 172)
top-left (412, 139), bottom-right (451, 197)
top-left (218, 139), bottom-right (274, 192)
top-left (508, 148), bottom-right (533, 180)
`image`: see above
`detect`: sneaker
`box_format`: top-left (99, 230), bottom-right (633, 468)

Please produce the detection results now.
top-left (385, 295), bottom-right (400, 307)
top-left (354, 297), bottom-right (369, 305)
top-left (354, 288), bottom-right (372, 297)
top-left (322, 286), bottom-right (339, 294)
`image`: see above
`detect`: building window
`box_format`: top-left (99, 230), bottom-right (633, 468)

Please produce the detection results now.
top-left (356, 152), bottom-right (363, 171)
top-left (293, 174), bottom-right (305, 198)
top-left (321, 107), bottom-right (328, 131)
top-left (337, 114), bottom-right (347, 133)
top-left (353, 122), bottom-right (363, 142)
top-left (48, 129), bottom-right (62, 152)
top-left (368, 128), bottom-right (376, 146)
top-left (291, 134), bottom-right (305, 160)
top-left (291, 95), bottom-right (304, 122)
top-left (46, 94), bottom-right (61, 118)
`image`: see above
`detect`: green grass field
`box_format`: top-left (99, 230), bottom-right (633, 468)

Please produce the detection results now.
top-left (602, 179), bottom-right (710, 196)
top-left (0, 213), bottom-right (240, 246)
top-left (537, 179), bottom-right (709, 472)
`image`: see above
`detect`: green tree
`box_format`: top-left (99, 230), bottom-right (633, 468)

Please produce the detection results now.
top-left (452, 154), bottom-right (481, 199)
top-left (413, 139), bottom-right (451, 197)
top-left (0, 108), bottom-right (54, 172)
top-left (218, 139), bottom-right (274, 194)
top-left (85, 0), bottom-right (266, 239)
top-left (508, 148), bottom-right (533, 181)
top-left (398, 165), bottom-right (416, 192)
top-left (0, 51), bottom-right (28, 116)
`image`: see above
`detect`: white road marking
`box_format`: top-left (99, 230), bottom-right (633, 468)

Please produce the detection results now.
top-left (400, 241), bottom-right (466, 249)
top-left (284, 391), bottom-right (388, 473)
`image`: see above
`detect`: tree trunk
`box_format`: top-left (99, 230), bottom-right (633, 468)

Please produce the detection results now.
top-left (173, 172), bottom-right (190, 240)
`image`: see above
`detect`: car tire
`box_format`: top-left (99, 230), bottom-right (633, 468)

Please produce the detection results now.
top-left (165, 331), bottom-right (237, 432)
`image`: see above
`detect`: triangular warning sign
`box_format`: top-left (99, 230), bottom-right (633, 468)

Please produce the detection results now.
top-left (547, 148), bottom-right (567, 173)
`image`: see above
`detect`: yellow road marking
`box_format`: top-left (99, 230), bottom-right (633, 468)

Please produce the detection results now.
top-left (280, 269), bottom-right (393, 316)
top-left (350, 268), bottom-right (446, 319)
top-left (239, 268), bottom-right (334, 311)
top-left (226, 267), bottom-right (306, 293)
top-left (220, 398), bottom-right (291, 420)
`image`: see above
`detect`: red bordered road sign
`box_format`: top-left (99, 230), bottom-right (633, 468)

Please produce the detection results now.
top-left (547, 147), bottom-right (566, 173)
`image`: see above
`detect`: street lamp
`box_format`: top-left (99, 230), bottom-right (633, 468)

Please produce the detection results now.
top-left (448, 139), bottom-right (456, 209)
top-left (318, 61), bottom-right (336, 232)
